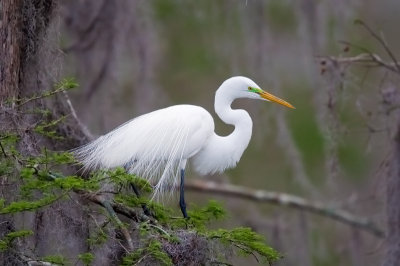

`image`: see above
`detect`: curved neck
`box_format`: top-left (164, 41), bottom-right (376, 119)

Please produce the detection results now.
top-left (214, 89), bottom-right (253, 149)
top-left (191, 90), bottom-right (254, 175)
top-left (215, 89), bottom-right (252, 129)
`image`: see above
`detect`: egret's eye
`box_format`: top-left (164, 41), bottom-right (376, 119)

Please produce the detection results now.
top-left (248, 87), bottom-right (259, 93)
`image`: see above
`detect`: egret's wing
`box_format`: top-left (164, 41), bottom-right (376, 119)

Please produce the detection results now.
top-left (73, 106), bottom-right (194, 197)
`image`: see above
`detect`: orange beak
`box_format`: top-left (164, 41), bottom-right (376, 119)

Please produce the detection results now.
top-left (260, 90), bottom-right (295, 109)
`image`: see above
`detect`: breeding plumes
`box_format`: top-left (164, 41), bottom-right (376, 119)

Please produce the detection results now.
top-left (73, 76), bottom-right (295, 217)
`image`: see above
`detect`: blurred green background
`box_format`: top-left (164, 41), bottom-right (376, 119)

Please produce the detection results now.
top-left (61, 0), bottom-right (400, 264)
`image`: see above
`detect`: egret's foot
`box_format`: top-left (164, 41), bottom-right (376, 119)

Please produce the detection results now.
top-left (142, 205), bottom-right (151, 216)
top-left (180, 201), bottom-right (188, 219)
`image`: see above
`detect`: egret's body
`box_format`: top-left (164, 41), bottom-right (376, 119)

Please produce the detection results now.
top-left (74, 76), bottom-right (294, 217)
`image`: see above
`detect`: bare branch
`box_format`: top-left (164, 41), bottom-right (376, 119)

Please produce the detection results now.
top-left (355, 20), bottom-right (400, 74)
top-left (62, 90), bottom-right (94, 140)
top-left (185, 180), bottom-right (384, 238)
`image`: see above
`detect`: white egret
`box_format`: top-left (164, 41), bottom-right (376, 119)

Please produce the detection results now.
top-left (73, 76), bottom-right (294, 217)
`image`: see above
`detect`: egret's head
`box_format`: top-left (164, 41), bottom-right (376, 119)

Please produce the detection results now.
top-left (221, 76), bottom-right (295, 109)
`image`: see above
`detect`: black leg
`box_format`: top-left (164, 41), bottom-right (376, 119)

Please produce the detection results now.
top-left (130, 183), bottom-right (151, 216)
top-left (179, 169), bottom-right (188, 218)
top-left (130, 183), bottom-right (140, 197)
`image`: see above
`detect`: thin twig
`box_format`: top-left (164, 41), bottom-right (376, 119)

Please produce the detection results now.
top-left (185, 180), bottom-right (384, 238)
top-left (134, 254), bottom-right (150, 266)
top-left (15, 87), bottom-right (66, 108)
top-left (62, 90), bottom-right (94, 140)
top-left (232, 243), bottom-right (259, 263)
top-left (210, 235), bottom-right (259, 263)
top-left (355, 20), bottom-right (400, 74)
top-left (148, 223), bottom-right (170, 237)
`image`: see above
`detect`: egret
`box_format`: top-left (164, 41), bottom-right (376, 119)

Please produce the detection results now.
top-left (73, 76), bottom-right (294, 218)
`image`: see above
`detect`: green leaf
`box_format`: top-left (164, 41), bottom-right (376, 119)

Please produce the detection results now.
top-left (55, 77), bottom-right (79, 90)
top-left (20, 167), bottom-right (36, 179)
top-left (0, 230), bottom-right (33, 251)
top-left (78, 252), bottom-right (94, 266)
top-left (207, 227), bottom-right (281, 263)
top-left (176, 200), bottom-right (226, 230)
top-left (87, 228), bottom-right (108, 246)
top-left (0, 195), bottom-right (58, 214)
top-left (106, 168), bottom-right (152, 192)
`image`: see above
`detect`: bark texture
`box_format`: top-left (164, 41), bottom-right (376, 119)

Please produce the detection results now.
top-left (384, 121), bottom-right (400, 266)
top-left (0, 0), bottom-right (22, 100)
top-left (1, 1), bottom-right (90, 264)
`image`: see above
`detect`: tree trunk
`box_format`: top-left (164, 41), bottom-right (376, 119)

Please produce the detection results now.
top-left (384, 121), bottom-right (400, 265)
top-left (1, 1), bottom-right (90, 264)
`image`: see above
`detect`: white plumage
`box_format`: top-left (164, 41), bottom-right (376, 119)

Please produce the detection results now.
top-left (73, 76), bottom-right (294, 200)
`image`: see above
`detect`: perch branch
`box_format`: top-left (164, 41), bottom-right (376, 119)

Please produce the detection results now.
top-left (185, 180), bottom-right (384, 238)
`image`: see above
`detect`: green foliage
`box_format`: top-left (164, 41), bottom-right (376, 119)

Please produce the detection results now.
top-left (0, 134), bottom-right (19, 157)
top-left (54, 77), bottom-right (79, 90)
top-left (0, 230), bottom-right (33, 251)
top-left (208, 227), bottom-right (281, 263)
top-left (121, 240), bottom-right (173, 266)
top-left (87, 228), bottom-right (108, 247)
top-left (0, 195), bottom-right (58, 214)
top-left (53, 175), bottom-right (86, 189)
top-left (172, 200), bottom-right (226, 230)
top-left (0, 157), bottom-right (15, 176)
top-left (147, 201), bottom-right (170, 222)
top-left (78, 252), bottom-right (94, 266)
top-left (107, 167), bottom-right (152, 192)
top-left (34, 115), bottom-right (67, 140)
top-left (20, 167), bottom-right (36, 179)
top-left (25, 149), bottom-right (76, 170)
top-left (41, 255), bottom-right (68, 265)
